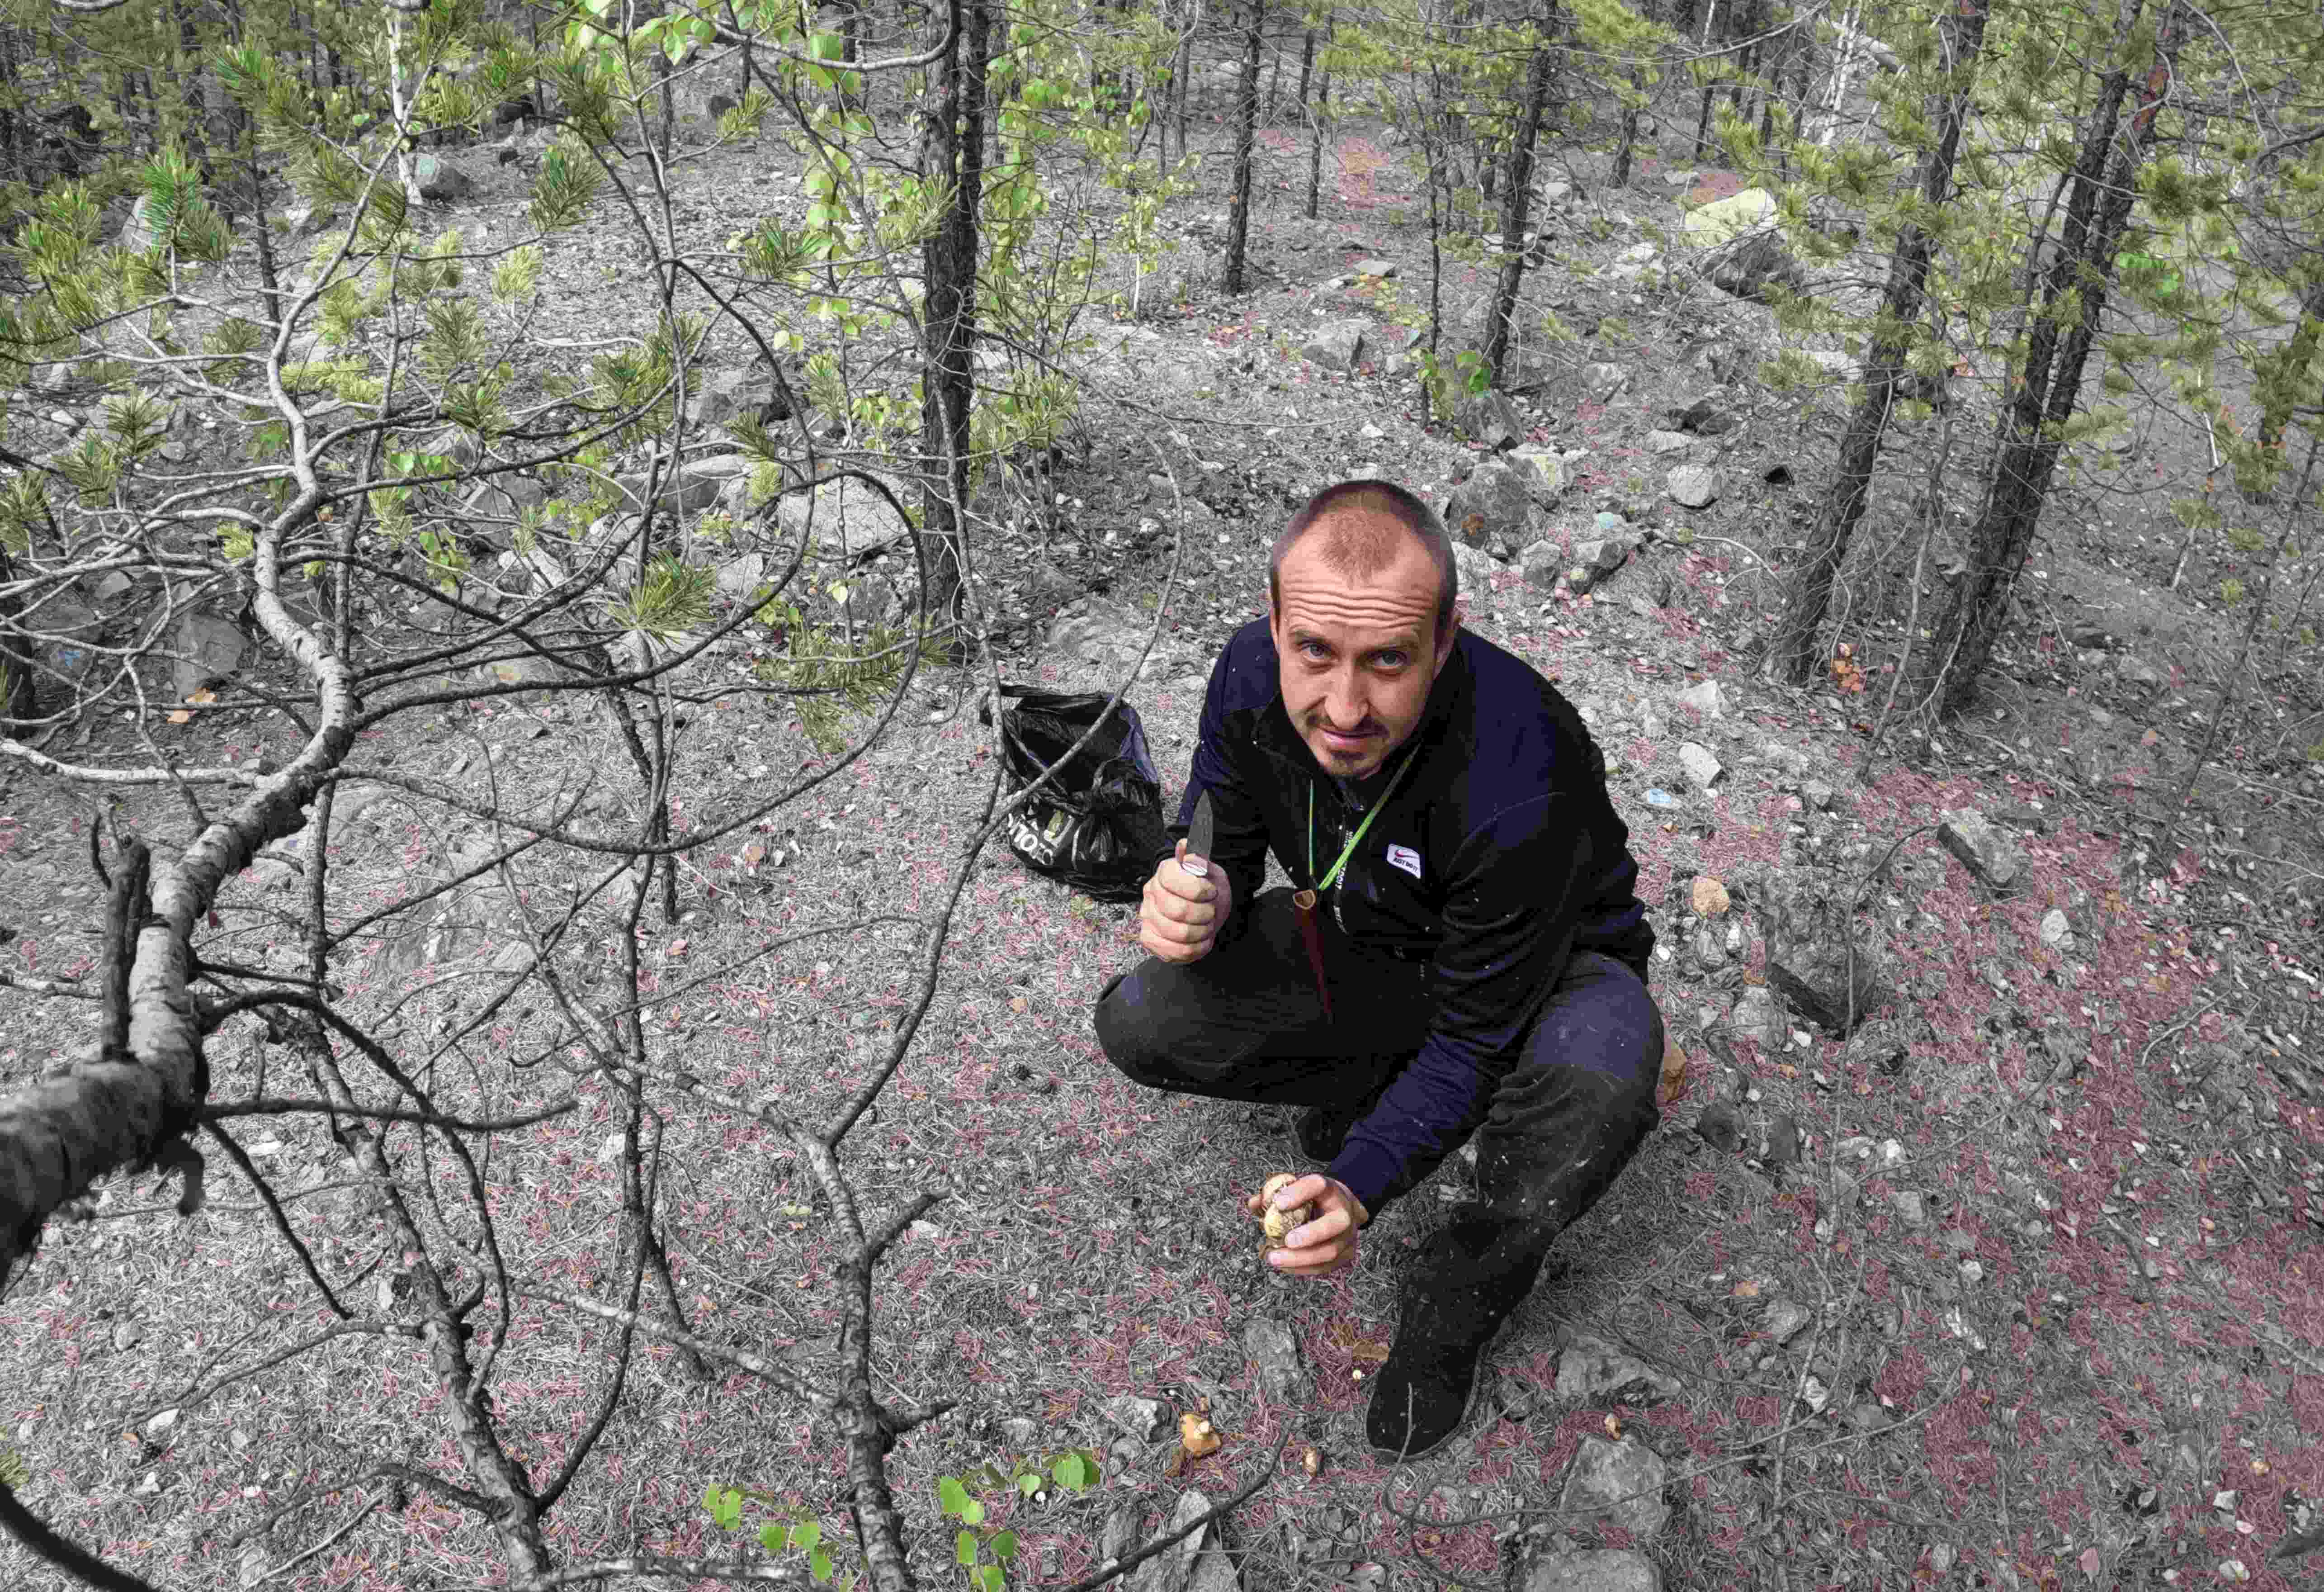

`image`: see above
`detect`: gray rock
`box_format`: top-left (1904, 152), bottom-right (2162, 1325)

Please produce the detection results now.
top-left (1569, 535), bottom-right (1634, 583)
top-left (1449, 540), bottom-right (1503, 598)
top-left (1762, 1298), bottom-right (1813, 1346)
top-left (1695, 1100), bottom-right (1745, 1153)
top-left (1442, 459), bottom-right (1535, 548)
top-left (174, 613), bottom-right (245, 700)
top-left (1349, 257), bottom-right (1398, 279)
top-left (1521, 542), bottom-right (1564, 590)
top-left (1706, 231), bottom-right (1806, 303)
top-left (1676, 741), bottom-right (1721, 790)
top-left (1892, 1189), bottom-right (1927, 1227)
top-left (1301, 319), bottom-right (1369, 372)
top-left (683, 368), bottom-right (758, 429)
top-left (1558, 1435), bottom-right (1669, 1540)
top-left (1644, 429), bottom-right (1692, 455)
top-left (1454, 385), bottom-right (1525, 449)
top-left (2040, 908), bottom-right (2074, 950)
top-left (1103, 1394), bottom-right (1171, 1443)
top-left (715, 551), bottom-right (768, 601)
top-left (1665, 463), bottom-right (1721, 508)
top-left (1675, 679), bottom-right (1724, 717)
top-left (614, 460), bottom-right (743, 519)
top-left (1802, 778), bottom-right (1836, 810)
top-left (412, 154), bottom-right (475, 202)
top-left (1523, 1548), bottom-right (1662, 1592)
top-left (774, 472), bottom-right (913, 560)
top-left (1555, 1332), bottom-right (1682, 1404)
top-left (1764, 952), bottom-right (1884, 1037)
top-left (1762, 1113), bottom-right (1802, 1167)
top-left (708, 93), bottom-right (738, 120)
top-left (999, 1415), bottom-right (1039, 1449)
top-left (2115, 654), bottom-right (2163, 687)
top-left (1731, 986), bottom-right (1786, 1051)
top-left (281, 201), bottom-right (338, 239)
top-left (1938, 809), bottom-right (2029, 891)
top-left (1578, 362), bottom-right (1630, 402)
top-left (1244, 1317), bottom-right (1303, 1404)
top-left (1046, 599), bottom-right (1200, 687)
top-left (1507, 444), bottom-right (1567, 501)
top-left (1130, 1489), bottom-right (1233, 1592)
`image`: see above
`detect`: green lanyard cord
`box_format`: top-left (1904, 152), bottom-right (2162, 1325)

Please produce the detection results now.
top-left (1307, 744), bottom-right (1420, 895)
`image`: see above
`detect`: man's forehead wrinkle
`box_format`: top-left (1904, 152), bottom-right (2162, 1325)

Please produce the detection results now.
top-left (1279, 590), bottom-right (1432, 645)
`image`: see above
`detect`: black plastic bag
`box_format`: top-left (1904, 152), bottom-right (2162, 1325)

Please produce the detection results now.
top-left (985, 685), bottom-right (1167, 903)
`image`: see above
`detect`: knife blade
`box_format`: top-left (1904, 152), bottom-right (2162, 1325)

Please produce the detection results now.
top-left (1181, 789), bottom-right (1216, 880)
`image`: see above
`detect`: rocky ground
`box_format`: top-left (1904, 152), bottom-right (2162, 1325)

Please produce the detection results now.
top-left (3, 81), bottom-right (2323, 1592)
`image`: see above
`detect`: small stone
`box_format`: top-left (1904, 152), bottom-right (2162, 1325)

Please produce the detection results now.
top-left (1762, 1298), bottom-right (1812, 1346)
top-left (1845, 1402), bottom-right (1886, 1433)
top-left (1929, 1542), bottom-right (1955, 1573)
top-left (1644, 429), bottom-right (1692, 454)
top-left (1938, 809), bottom-right (2029, 891)
top-left (1800, 1375), bottom-right (1830, 1413)
top-left (112, 1321), bottom-right (142, 1351)
top-left (1959, 1259), bottom-right (1984, 1284)
top-left (1695, 1101), bottom-right (1745, 1154)
top-left (2040, 908), bottom-right (2073, 949)
top-left (1802, 778), bottom-right (1836, 810)
top-left (1103, 1394), bottom-right (1171, 1442)
top-left (1674, 679), bottom-right (1724, 717)
top-left (1666, 463), bottom-right (1721, 509)
top-left (1301, 319), bottom-right (1369, 372)
top-left (1521, 542), bottom-right (1564, 589)
top-left (1941, 1227), bottom-right (1978, 1254)
top-left (1893, 1190), bottom-right (1928, 1227)
top-left (999, 1415), bottom-right (1039, 1449)
top-left (1554, 1332), bottom-right (1683, 1404)
top-left (1245, 1316), bottom-right (1304, 1404)
top-left (1557, 1435), bottom-right (1670, 1540)
top-left (1761, 1114), bottom-right (1802, 1167)
top-left (1731, 986), bottom-right (1786, 1050)
top-left (1350, 258), bottom-right (1398, 279)
top-left (1677, 742), bottom-right (1722, 790)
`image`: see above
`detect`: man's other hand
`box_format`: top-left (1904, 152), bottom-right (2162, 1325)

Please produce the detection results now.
top-left (1140, 839), bottom-right (1232, 964)
top-left (1246, 1173), bottom-right (1369, 1277)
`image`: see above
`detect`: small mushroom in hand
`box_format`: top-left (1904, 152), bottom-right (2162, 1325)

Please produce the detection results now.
top-left (1259, 1173), bottom-right (1314, 1249)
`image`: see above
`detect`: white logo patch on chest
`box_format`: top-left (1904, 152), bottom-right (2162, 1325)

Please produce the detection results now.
top-left (1384, 843), bottom-right (1423, 880)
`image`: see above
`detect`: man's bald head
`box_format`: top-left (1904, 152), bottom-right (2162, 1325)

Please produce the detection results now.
top-left (1267, 480), bottom-right (1458, 647)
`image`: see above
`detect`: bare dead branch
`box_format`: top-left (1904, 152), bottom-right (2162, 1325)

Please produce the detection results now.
top-left (201, 1096), bottom-right (579, 1133)
top-left (520, 1287), bottom-right (839, 1412)
top-left (513, 1552), bottom-right (807, 1587)
top-left (0, 1478), bottom-right (170, 1592)
top-left (203, 1121), bottom-right (354, 1318)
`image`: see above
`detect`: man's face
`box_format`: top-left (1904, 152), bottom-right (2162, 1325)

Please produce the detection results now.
top-left (1269, 525), bottom-right (1457, 780)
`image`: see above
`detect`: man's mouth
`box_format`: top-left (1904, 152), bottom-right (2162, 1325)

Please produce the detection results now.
top-left (1316, 724), bottom-right (1376, 752)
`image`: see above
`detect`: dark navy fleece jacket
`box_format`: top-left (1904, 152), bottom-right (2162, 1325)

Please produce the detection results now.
top-left (1164, 619), bottom-right (1654, 1218)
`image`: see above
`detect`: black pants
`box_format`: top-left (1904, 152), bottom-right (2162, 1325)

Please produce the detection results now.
top-left (1094, 888), bottom-right (1664, 1299)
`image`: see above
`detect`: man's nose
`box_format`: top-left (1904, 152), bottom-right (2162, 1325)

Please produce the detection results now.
top-left (1323, 667), bottom-right (1366, 728)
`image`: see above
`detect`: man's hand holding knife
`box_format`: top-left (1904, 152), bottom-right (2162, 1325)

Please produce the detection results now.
top-left (1141, 790), bottom-right (1232, 965)
top-left (1141, 791), bottom-right (1371, 1275)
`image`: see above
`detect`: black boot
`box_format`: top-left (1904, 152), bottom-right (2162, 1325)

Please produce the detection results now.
top-left (1367, 1213), bottom-right (1550, 1461)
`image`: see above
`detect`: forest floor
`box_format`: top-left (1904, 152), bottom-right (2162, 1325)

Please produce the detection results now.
top-left (3, 81), bottom-right (2324, 1592)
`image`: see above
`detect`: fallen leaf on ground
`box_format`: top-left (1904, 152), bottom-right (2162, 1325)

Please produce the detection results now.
top-left (1179, 1412), bottom-right (1220, 1457)
top-left (1658, 1041), bottom-right (1687, 1106)
top-left (1691, 876), bottom-right (1730, 915)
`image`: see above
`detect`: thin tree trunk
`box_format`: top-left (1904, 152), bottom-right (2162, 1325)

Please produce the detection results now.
top-left (1223, 0), bottom-right (1263, 292)
top-left (1481, 38), bottom-right (1554, 384)
top-left (1611, 66), bottom-right (1645, 185)
top-left (919, 0), bottom-right (990, 645)
top-left (1767, 0), bottom-right (1989, 685)
top-left (1306, 17), bottom-right (1331, 219)
top-left (1917, 0), bottom-right (2187, 718)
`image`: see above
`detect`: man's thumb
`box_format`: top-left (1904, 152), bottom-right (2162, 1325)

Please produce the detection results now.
top-left (1174, 838), bottom-right (1187, 861)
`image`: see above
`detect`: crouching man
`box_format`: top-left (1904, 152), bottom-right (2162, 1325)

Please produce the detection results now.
top-left (1092, 479), bottom-right (1664, 1461)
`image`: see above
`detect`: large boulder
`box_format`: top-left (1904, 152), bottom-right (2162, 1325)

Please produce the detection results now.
top-left (1441, 459), bottom-right (1535, 549)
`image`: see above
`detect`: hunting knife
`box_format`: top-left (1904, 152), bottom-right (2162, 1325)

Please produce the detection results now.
top-left (1181, 789), bottom-right (1216, 880)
